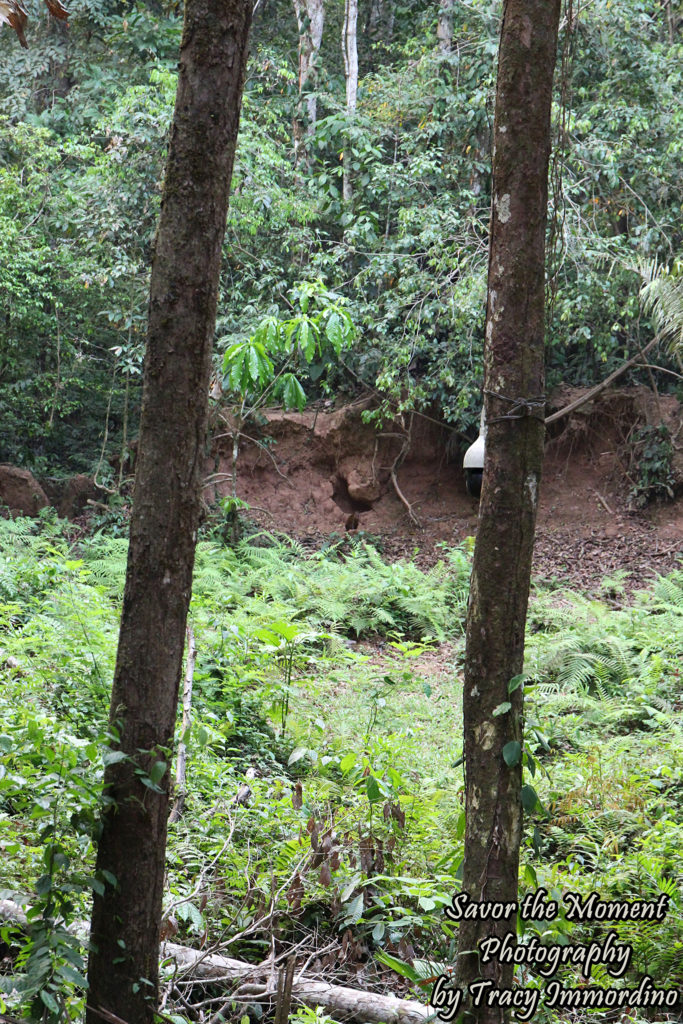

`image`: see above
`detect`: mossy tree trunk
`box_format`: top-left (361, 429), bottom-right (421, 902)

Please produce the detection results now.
top-left (85, 3), bottom-right (252, 1023)
top-left (455, 1), bottom-right (561, 1022)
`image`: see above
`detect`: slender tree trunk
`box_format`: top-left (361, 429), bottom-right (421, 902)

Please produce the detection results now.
top-left (292, 0), bottom-right (324, 166)
top-left (168, 624), bottom-right (196, 824)
top-left (455, 2), bottom-right (561, 1022)
top-left (85, 3), bottom-right (252, 1024)
top-left (436, 0), bottom-right (453, 53)
top-left (342, 0), bottom-right (358, 203)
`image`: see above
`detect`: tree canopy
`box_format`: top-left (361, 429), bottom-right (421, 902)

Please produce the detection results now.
top-left (0, 0), bottom-right (680, 476)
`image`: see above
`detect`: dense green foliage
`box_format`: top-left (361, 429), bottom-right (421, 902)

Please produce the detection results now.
top-left (0, 4), bottom-right (682, 1021)
top-left (1, 516), bottom-right (682, 1022)
top-left (0, 0), bottom-right (681, 475)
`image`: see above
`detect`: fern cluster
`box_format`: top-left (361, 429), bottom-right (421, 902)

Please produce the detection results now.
top-left (78, 532), bottom-right (472, 640)
top-left (233, 536), bottom-right (471, 639)
top-left (527, 575), bottom-right (683, 705)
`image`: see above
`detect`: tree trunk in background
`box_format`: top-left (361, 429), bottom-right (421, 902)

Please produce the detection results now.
top-left (342, 0), bottom-right (358, 203)
top-left (437, 0), bottom-right (453, 53)
top-left (455, 1), bottom-right (561, 1021)
top-left (85, 3), bottom-right (252, 1023)
top-left (292, 0), bottom-right (324, 166)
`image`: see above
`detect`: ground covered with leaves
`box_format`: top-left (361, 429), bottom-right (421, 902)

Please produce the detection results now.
top-left (0, 513), bottom-right (681, 1024)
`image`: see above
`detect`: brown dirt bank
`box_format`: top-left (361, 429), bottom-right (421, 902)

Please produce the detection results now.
top-left (208, 387), bottom-right (683, 593)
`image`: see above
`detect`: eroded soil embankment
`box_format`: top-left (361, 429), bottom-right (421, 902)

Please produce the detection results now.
top-left (208, 388), bottom-right (683, 591)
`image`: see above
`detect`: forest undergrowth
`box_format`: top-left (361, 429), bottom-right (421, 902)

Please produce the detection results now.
top-left (0, 512), bottom-right (681, 1023)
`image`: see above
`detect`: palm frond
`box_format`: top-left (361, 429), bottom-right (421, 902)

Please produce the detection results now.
top-left (639, 256), bottom-right (683, 353)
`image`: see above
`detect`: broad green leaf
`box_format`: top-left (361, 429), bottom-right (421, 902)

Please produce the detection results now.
top-left (298, 318), bottom-right (313, 361)
top-left (365, 775), bottom-right (381, 802)
top-left (503, 741), bottom-right (522, 767)
top-left (40, 991), bottom-right (60, 1013)
top-left (248, 343), bottom-right (260, 385)
top-left (268, 619), bottom-right (300, 640)
top-left (523, 863), bottom-right (538, 888)
top-left (103, 749), bottom-right (127, 766)
top-left (281, 373), bottom-right (307, 411)
top-left (222, 341), bottom-right (243, 372)
top-left (288, 746), bottom-right (308, 765)
top-left (56, 964), bottom-right (88, 987)
top-left (344, 892), bottom-right (364, 923)
top-left (326, 311), bottom-right (343, 353)
top-left (521, 784), bottom-right (539, 813)
top-left (149, 760), bottom-right (167, 785)
top-left (339, 752), bottom-right (357, 773)
top-left (375, 950), bottom-right (421, 981)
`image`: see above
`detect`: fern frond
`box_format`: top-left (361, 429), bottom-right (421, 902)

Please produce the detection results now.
top-left (640, 256), bottom-right (683, 353)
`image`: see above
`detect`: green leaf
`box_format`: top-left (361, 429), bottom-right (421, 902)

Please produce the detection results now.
top-left (339, 752), bottom-right (357, 773)
top-left (365, 775), bottom-right (381, 802)
top-left (268, 619), bottom-right (300, 640)
top-left (523, 863), bottom-right (538, 888)
top-left (222, 341), bottom-right (243, 372)
top-left (375, 950), bottom-right (421, 982)
top-left (40, 991), bottom-right (60, 1013)
top-left (326, 311), bottom-right (343, 354)
top-left (229, 349), bottom-right (246, 390)
top-left (56, 964), bottom-right (88, 987)
top-left (280, 373), bottom-right (307, 411)
top-left (492, 701), bottom-right (511, 717)
top-left (288, 746), bottom-right (308, 765)
top-left (521, 784), bottom-right (539, 813)
top-left (149, 760), bottom-right (167, 785)
top-left (344, 893), bottom-right (364, 923)
top-left (140, 777), bottom-right (163, 793)
top-left (508, 674), bottom-right (525, 693)
top-left (248, 343), bottom-right (260, 385)
top-left (298, 318), bottom-right (318, 361)
top-left (503, 741), bottom-right (522, 767)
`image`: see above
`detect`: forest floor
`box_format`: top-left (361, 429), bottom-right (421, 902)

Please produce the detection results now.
top-left (211, 386), bottom-right (683, 595)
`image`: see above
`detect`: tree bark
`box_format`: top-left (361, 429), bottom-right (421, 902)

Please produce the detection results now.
top-left (85, 3), bottom-right (252, 1023)
top-left (292, 0), bottom-right (325, 166)
top-left (436, 0), bottom-right (453, 53)
top-left (342, 0), bottom-right (358, 203)
top-left (168, 624), bottom-right (196, 824)
top-left (455, 1), bottom-right (561, 1022)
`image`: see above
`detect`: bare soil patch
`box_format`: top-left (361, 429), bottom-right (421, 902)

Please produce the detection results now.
top-left (208, 387), bottom-right (683, 593)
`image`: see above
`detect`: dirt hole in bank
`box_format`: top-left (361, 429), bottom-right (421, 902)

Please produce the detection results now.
top-left (331, 474), bottom-right (374, 514)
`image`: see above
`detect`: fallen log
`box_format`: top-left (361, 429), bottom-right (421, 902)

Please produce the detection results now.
top-left (0, 900), bottom-right (431, 1024)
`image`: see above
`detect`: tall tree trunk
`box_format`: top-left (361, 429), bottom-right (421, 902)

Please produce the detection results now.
top-left (436, 0), bottom-right (453, 53)
top-left (342, 0), bottom-right (358, 203)
top-left (455, 1), bottom-right (561, 1022)
top-left (85, 3), bottom-right (252, 1023)
top-left (292, 0), bottom-right (324, 166)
